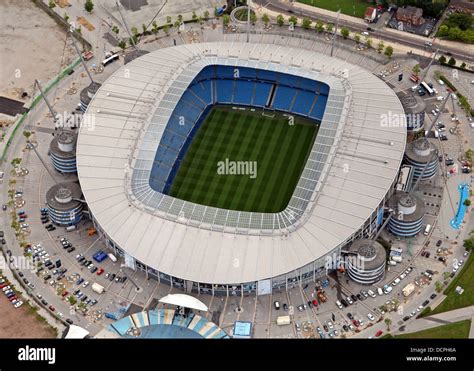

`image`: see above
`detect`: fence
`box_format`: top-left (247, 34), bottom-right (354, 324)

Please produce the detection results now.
top-left (0, 57), bottom-right (81, 162)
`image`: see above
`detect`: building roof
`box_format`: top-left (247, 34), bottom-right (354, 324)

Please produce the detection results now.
top-left (396, 6), bottom-right (423, 18)
top-left (77, 42), bottom-right (406, 285)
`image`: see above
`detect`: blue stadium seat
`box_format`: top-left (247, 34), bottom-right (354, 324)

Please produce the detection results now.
top-left (215, 65), bottom-right (235, 79)
top-left (309, 95), bottom-right (328, 121)
top-left (257, 69), bottom-right (277, 82)
top-left (233, 81), bottom-right (254, 105)
top-left (238, 66), bottom-right (257, 80)
top-left (272, 86), bottom-right (296, 111)
top-left (189, 82), bottom-right (213, 105)
top-left (291, 90), bottom-right (316, 116)
top-left (252, 82), bottom-right (272, 107)
top-left (277, 73), bottom-right (300, 88)
top-left (215, 80), bottom-right (234, 103)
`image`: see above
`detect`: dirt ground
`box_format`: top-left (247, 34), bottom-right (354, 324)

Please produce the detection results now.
top-left (0, 293), bottom-right (57, 338)
top-left (0, 0), bottom-right (74, 101)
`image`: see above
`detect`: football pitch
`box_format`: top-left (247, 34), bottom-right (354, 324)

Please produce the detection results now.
top-left (168, 106), bottom-right (319, 213)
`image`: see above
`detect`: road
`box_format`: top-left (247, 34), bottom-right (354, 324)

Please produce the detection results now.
top-left (253, 0), bottom-right (474, 63)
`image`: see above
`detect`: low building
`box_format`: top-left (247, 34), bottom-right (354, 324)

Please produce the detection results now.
top-left (365, 7), bottom-right (377, 23)
top-left (396, 6), bottom-right (425, 26)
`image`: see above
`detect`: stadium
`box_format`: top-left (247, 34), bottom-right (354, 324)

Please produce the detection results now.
top-left (77, 42), bottom-right (406, 296)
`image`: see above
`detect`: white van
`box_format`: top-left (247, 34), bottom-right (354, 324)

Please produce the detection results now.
top-left (336, 300), bottom-right (343, 309)
top-left (107, 253), bottom-right (117, 262)
top-left (423, 224), bottom-right (432, 236)
top-left (377, 287), bottom-right (384, 296)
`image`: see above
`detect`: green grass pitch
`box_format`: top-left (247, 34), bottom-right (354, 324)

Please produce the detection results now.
top-left (168, 106), bottom-right (319, 213)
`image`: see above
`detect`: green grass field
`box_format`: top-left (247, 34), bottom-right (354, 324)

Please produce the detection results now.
top-left (428, 253), bottom-right (474, 315)
top-left (168, 106), bottom-right (319, 213)
top-left (383, 320), bottom-right (471, 339)
top-left (297, 0), bottom-right (369, 19)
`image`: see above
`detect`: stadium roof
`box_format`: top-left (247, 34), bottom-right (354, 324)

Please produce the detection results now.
top-left (77, 42), bottom-right (406, 285)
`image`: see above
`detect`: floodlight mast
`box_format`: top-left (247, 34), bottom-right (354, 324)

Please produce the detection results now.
top-left (34, 80), bottom-right (58, 122)
top-left (116, 1), bottom-right (139, 51)
top-left (69, 30), bottom-right (95, 85)
top-left (330, 10), bottom-right (341, 57)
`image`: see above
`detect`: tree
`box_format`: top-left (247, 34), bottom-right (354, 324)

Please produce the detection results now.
top-left (177, 14), bottom-right (183, 23)
top-left (192, 10), bottom-right (197, 21)
top-left (22, 131), bottom-right (31, 141)
top-left (142, 23), bottom-right (147, 34)
top-left (222, 14), bottom-right (230, 27)
top-left (112, 25), bottom-right (119, 35)
top-left (166, 16), bottom-right (172, 24)
top-left (340, 27), bottom-right (349, 39)
top-left (84, 0), bottom-right (94, 13)
top-left (76, 26), bottom-right (82, 34)
top-left (64, 13), bottom-right (70, 22)
top-left (163, 24), bottom-right (170, 35)
top-left (316, 20), bottom-right (324, 33)
top-left (384, 45), bottom-right (394, 58)
top-left (464, 199), bottom-right (471, 207)
top-left (131, 26), bottom-right (139, 36)
top-left (203, 11), bottom-right (210, 21)
top-left (439, 55), bottom-right (447, 64)
top-left (118, 40), bottom-right (126, 50)
top-left (366, 38), bottom-right (372, 48)
top-left (326, 23), bottom-right (333, 33)
top-left (412, 64), bottom-right (421, 75)
top-left (262, 13), bottom-right (270, 26)
top-left (448, 57), bottom-right (456, 66)
top-left (276, 14), bottom-right (285, 27)
top-left (250, 12), bottom-right (257, 24)
top-left (354, 34), bottom-right (361, 43)
top-left (464, 235), bottom-right (474, 251)
top-left (288, 15), bottom-right (298, 27)
top-left (384, 318), bottom-right (392, 330)
top-left (377, 40), bottom-right (385, 53)
top-left (48, 0), bottom-right (56, 9)
top-left (437, 24), bottom-right (449, 37)
top-left (174, 20), bottom-right (182, 33)
top-left (151, 21), bottom-right (158, 34)
top-left (461, 62), bottom-right (466, 68)
top-left (302, 17), bottom-right (312, 30)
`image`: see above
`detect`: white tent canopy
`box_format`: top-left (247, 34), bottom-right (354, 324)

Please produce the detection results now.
top-left (159, 294), bottom-right (208, 312)
top-left (64, 325), bottom-right (90, 339)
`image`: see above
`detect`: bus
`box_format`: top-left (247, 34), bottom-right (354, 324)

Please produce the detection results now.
top-left (101, 53), bottom-right (119, 67)
top-left (420, 81), bottom-right (434, 95)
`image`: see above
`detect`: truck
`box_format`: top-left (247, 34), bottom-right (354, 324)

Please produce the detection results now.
top-left (91, 283), bottom-right (104, 294)
top-left (276, 315), bottom-right (291, 326)
top-left (402, 283), bottom-right (416, 297)
top-left (93, 250), bottom-right (108, 263)
top-left (66, 225), bottom-right (77, 232)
